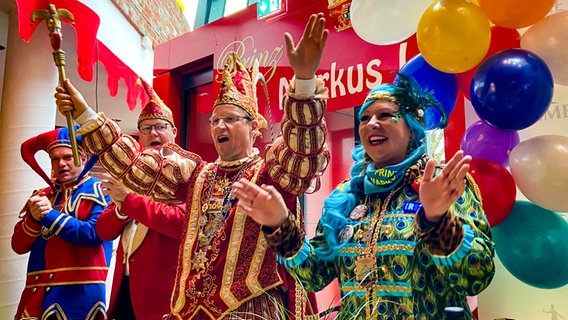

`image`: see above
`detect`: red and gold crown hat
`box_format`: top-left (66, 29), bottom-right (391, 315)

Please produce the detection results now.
top-left (213, 52), bottom-right (267, 129)
top-left (137, 78), bottom-right (175, 127)
top-left (20, 126), bottom-right (84, 189)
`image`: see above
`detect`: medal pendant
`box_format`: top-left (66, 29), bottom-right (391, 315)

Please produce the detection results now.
top-left (349, 204), bottom-right (368, 220)
top-left (192, 250), bottom-right (208, 271)
top-left (355, 254), bottom-right (376, 283)
top-left (338, 225), bottom-right (354, 243)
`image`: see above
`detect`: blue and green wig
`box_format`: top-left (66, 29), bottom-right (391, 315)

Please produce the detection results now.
top-left (315, 73), bottom-right (449, 260)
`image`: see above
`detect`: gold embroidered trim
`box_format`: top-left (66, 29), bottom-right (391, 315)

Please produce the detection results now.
top-left (173, 163), bottom-right (211, 314)
top-left (22, 218), bottom-right (42, 237)
top-left (246, 228), bottom-right (268, 295)
top-left (221, 160), bottom-right (263, 307)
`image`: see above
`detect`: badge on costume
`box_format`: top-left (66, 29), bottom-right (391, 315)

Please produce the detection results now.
top-left (338, 225), bottom-right (354, 243)
top-left (402, 201), bottom-right (422, 213)
top-left (349, 204), bottom-right (368, 220)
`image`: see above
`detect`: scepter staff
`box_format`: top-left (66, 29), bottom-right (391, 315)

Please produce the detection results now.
top-left (31, 4), bottom-right (80, 166)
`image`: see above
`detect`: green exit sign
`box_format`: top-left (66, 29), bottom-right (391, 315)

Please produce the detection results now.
top-left (257, 0), bottom-right (285, 19)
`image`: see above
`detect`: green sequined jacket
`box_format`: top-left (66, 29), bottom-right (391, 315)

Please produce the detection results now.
top-left (266, 160), bottom-right (495, 320)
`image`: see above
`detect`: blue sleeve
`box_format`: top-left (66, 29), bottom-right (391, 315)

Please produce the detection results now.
top-left (42, 194), bottom-right (110, 247)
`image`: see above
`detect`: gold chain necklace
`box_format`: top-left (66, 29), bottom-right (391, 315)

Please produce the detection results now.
top-left (192, 157), bottom-right (258, 271)
top-left (354, 185), bottom-right (403, 283)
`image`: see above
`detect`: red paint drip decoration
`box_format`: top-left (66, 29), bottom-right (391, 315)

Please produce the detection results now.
top-left (16, 0), bottom-right (145, 111)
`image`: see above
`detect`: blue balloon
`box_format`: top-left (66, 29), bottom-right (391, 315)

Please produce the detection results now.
top-left (470, 49), bottom-right (554, 130)
top-left (398, 54), bottom-right (458, 130)
top-left (493, 201), bottom-right (568, 289)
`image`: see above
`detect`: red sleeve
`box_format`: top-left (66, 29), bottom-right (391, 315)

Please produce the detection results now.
top-left (96, 202), bottom-right (130, 241)
top-left (11, 214), bottom-right (43, 254)
top-left (118, 194), bottom-right (186, 240)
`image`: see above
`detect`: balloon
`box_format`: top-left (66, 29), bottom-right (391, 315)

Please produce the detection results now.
top-left (470, 48), bottom-right (554, 130)
top-left (397, 54), bottom-right (458, 129)
top-left (461, 121), bottom-right (520, 167)
top-left (493, 201), bottom-right (568, 289)
top-left (468, 158), bottom-right (516, 227)
top-left (478, 0), bottom-right (555, 29)
top-left (456, 26), bottom-right (521, 100)
top-left (417, 0), bottom-right (490, 73)
top-left (350, 0), bottom-right (431, 45)
top-left (509, 135), bottom-right (568, 212)
top-left (521, 11), bottom-right (568, 86)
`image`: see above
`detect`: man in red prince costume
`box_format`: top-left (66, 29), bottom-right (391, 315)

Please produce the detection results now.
top-left (55, 14), bottom-right (330, 319)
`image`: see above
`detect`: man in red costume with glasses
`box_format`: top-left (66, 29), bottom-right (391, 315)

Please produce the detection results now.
top-left (96, 80), bottom-right (186, 320)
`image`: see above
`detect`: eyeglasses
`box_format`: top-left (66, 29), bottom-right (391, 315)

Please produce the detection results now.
top-left (138, 123), bottom-right (171, 135)
top-left (208, 115), bottom-right (252, 127)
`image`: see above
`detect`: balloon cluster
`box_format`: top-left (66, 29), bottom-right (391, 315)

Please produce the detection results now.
top-left (350, 0), bottom-right (568, 289)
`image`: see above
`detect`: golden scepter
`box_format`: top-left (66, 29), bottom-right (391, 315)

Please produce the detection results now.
top-left (31, 4), bottom-right (80, 166)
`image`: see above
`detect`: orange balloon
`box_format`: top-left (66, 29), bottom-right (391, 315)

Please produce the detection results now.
top-left (479, 0), bottom-right (555, 29)
top-left (417, 0), bottom-right (491, 73)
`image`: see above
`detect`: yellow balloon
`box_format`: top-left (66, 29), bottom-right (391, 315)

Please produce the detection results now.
top-left (417, 0), bottom-right (491, 73)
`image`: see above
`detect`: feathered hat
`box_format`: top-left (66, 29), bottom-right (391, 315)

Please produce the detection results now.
top-left (20, 126), bottom-right (84, 189)
top-left (137, 78), bottom-right (175, 127)
top-left (213, 52), bottom-right (267, 130)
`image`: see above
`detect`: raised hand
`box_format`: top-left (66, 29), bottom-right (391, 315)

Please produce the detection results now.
top-left (232, 178), bottom-right (289, 229)
top-left (419, 150), bottom-right (471, 222)
top-left (54, 79), bottom-right (90, 119)
top-left (284, 12), bottom-right (329, 80)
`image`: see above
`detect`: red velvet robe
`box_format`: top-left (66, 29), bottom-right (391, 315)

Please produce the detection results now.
top-left (96, 197), bottom-right (186, 320)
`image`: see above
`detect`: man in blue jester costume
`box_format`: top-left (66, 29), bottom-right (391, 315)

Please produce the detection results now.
top-left (12, 126), bottom-right (111, 320)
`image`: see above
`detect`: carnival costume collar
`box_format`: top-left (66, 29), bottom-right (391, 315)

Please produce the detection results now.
top-left (215, 147), bottom-right (260, 169)
top-left (49, 174), bottom-right (91, 193)
top-left (364, 144), bottom-right (425, 195)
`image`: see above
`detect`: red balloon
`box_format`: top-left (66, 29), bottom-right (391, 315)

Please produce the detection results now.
top-left (468, 158), bottom-right (516, 227)
top-left (456, 26), bottom-right (521, 100)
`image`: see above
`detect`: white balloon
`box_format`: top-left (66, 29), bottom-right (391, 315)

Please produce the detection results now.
top-left (509, 135), bottom-right (568, 212)
top-left (521, 11), bottom-right (568, 86)
top-left (350, 0), bottom-right (431, 45)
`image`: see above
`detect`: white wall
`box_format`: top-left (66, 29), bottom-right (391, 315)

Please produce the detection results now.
top-left (0, 0), bottom-right (154, 317)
